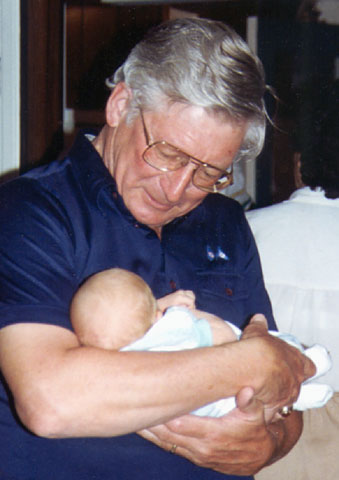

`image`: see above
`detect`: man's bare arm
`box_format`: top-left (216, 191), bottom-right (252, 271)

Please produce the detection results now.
top-left (0, 315), bottom-right (314, 439)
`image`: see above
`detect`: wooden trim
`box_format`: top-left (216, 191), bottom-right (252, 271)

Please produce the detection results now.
top-left (21, 0), bottom-right (64, 170)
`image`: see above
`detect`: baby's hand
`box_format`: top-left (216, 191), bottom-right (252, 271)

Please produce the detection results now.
top-left (194, 310), bottom-right (238, 346)
top-left (157, 290), bottom-right (196, 313)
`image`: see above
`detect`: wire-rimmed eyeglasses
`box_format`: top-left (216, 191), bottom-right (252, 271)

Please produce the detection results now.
top-left (140, 110), bottom-right (233, 193)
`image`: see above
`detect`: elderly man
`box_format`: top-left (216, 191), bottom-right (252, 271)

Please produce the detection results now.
top-left (0, 18), bottom-right (314, 480)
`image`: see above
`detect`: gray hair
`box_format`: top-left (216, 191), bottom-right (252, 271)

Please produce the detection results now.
top-left (106, 17), bottom-right (269, 163)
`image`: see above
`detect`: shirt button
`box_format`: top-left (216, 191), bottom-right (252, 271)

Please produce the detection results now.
top-left (134, 223), bottom-right (139, 228)
top-left (225, 288), bottom-right (233, 296)
top-left (170, 280), bottom-right (177, 291)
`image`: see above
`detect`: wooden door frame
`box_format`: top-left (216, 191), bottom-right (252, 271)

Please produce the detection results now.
top-left (21, 0), bottom-right (64, 171)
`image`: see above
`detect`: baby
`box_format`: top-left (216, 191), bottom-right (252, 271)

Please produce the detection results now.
top-left (71, 268), bottom-right (333, 418)
top-left (70, 268), bottom-right (236, 351)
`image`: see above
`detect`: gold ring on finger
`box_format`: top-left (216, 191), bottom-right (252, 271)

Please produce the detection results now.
top-left (170, 444), bottom-right (178, 454)
top-left (279, 406), bottom-right (293, 417)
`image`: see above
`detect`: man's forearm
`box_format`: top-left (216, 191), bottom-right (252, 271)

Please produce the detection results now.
top-left (265, 411), bottom-right (303, 466)
top-left (1, 318), bottom-right (309, 440)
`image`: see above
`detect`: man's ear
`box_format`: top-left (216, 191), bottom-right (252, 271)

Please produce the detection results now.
top-left (105, 82), bottom-right (132, 127)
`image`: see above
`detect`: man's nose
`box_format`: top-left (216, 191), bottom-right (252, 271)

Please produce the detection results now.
top-left (161, 165), bottom-right (195, 203)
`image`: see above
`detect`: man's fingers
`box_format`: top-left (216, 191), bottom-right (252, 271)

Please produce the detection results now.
top-left (242, 314), bottom-right (269, 339)
top-left (303, 355), bottom-right (317, 380)
top-left (235, 387), bottom-right (266, 424)
top-left (165, 414), bottom-right (213, 437)
top-left (138, 421), bottom-right (202, 459)
top-left (249, 313), bottom-right (268, 327)
top-left (236, 387), bottom-right (255, 412)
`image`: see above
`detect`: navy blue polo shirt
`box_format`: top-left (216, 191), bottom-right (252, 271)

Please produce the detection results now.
top-left (0, 132), bottom-right (274, 480)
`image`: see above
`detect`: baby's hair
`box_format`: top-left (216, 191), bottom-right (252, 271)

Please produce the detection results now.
top-left (71, 268), bottom-right (157, 349)
top-left (99, 268), bottom-right (157, 322)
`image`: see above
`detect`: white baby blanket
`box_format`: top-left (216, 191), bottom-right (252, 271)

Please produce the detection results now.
top-left (123, 306), bottom-right (333, 417)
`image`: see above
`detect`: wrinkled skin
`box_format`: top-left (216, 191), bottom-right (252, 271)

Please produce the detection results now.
top-left (139, 316), bottom-right (312, 476)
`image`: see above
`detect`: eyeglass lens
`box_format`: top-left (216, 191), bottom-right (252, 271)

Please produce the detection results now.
top-left (140, 110), bottom-right (233, 192)
top-left (143, 143), bottom-right (232, 191)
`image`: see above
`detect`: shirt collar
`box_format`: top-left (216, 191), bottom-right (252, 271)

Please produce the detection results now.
top-left (68, 130), bottom-right (116, 208)
top-left (290, 187), bottom-right (339, 207)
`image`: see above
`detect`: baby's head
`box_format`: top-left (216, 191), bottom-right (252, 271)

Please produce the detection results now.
top-left (70, 268), bottom-right (158, 350)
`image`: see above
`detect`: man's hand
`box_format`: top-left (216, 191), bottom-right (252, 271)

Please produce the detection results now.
top-left (138, 314), bottom-right (312, 475)
top-left (139, 395), bottom-right (276, 476)
top-left (239, 314), bottom-right (316, 413)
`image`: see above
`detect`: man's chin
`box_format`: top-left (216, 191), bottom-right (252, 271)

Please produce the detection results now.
top-left (131, 208), bottom-right (172, 230)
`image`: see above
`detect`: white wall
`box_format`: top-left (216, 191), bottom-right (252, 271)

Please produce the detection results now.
top-left (245, 16), bottom-right (258, 203)
top-left (318, 0), bottom-right (339, 25)
top-left (0, 0), bottom-right (21, 178)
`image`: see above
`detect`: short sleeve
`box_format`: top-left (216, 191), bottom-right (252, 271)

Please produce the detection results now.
top-left (0, 178), bottom-right (78, 330)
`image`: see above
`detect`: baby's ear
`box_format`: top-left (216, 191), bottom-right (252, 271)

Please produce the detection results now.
top-left (155, 309), bottom-right (163, 323)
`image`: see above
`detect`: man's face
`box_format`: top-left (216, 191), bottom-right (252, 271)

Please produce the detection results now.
top-left (103, 86), bottom-right (247, 236)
